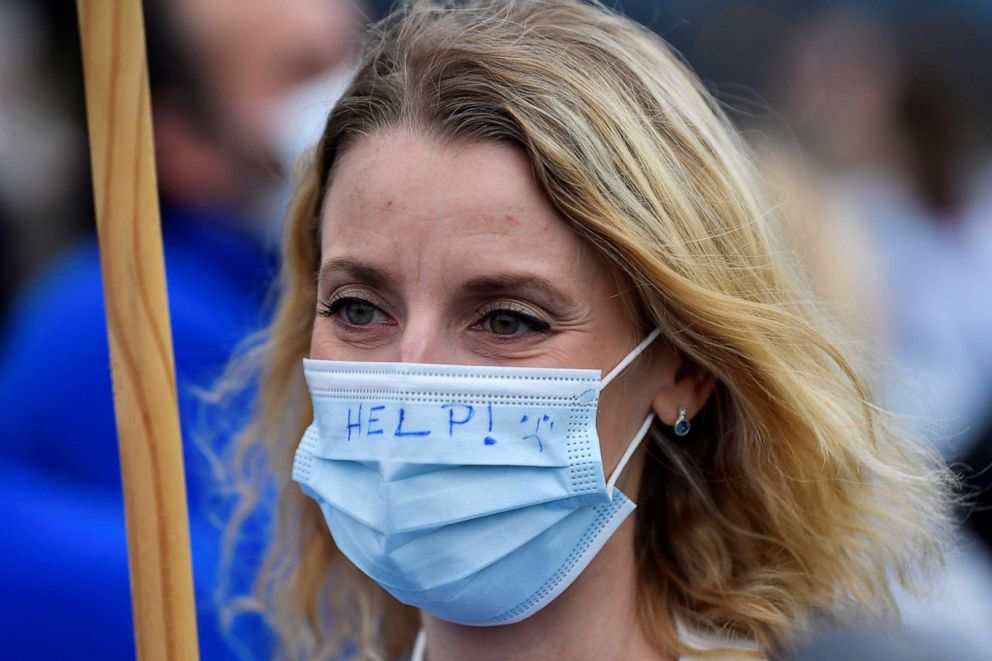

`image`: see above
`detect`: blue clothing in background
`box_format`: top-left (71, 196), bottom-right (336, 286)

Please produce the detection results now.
top-left (0, 205), bottom-right (275, 659)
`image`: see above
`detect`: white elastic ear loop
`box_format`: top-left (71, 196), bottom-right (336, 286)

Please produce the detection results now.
top-left (601, 328), bottom-right (663, 389)
top-left (606, 413), bottom-right (655, 498)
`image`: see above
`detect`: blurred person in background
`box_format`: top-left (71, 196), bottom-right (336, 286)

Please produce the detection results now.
top-left (0, 1), bottom-right (86, 321)
top-left (0, 0), bottom-right (363, 657)
top-left (782, 7), bottom-right (992, 463)
top-left (773, 6), bottom-right (992, 657)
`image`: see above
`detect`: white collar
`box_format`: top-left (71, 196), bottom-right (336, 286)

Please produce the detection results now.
top-left (411, 629), bottom-right (427, 661)
top-left (410, 625), bottom-right (761, 661)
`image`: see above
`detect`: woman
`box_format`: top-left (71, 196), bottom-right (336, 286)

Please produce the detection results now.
top-left (222, 1), bottom-right (952, 658)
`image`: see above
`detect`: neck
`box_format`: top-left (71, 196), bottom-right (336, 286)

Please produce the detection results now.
top-left (420, 515), bottom-right (678, 661)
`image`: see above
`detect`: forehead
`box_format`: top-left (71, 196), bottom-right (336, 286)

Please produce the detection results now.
top-left (324, 129), bottom-right (555, 231)
top-left (318, 128), bottom-right (613, 291)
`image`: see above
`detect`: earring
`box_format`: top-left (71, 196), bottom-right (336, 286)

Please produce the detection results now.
top-left (673, 407), bottom-right (690, 437)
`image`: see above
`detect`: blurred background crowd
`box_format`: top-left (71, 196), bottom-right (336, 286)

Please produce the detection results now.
top-left (1, 0), bottom-right (990, 658)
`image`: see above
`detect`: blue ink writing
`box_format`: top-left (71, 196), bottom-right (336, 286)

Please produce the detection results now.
top-left (367, 405), bottom-right (385, 436)
top-left (340, 401), bottom-right (558, 448)
top-left (523, 433), bottom-right (544, 453)
top-left (521, 413), bottom-right (553, 452)
top-left (394, 408), bottom-right (431, 437)
top-left (346, 403), bottom-right (362, 441)
top-left (442, 403), bottom-right (474, 436)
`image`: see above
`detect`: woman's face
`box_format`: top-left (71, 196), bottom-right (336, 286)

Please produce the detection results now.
top-left (312, 127), bottom-right (673, 472)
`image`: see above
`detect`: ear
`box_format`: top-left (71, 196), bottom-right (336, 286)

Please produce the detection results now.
top-left (650, 351), bottom-right (716, 428)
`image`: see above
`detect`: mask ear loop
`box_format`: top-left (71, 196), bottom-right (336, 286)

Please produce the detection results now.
top-left (599, 328), bottom-right (662, 499)
top-left (600, 328), bottom-right (663, 389)
top-left (606, 413), bottom-right (655, 499)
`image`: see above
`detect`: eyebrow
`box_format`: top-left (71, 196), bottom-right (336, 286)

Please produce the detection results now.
top-left (318, 258), bottom-right (578, 311)
top-left (317, 258), bottom-right (393, 288)
top-left (461, 274), bottom-right (578, 310)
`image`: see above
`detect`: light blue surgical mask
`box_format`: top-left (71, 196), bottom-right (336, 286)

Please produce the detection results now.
top-left (292, 329), bottom-right (661, 626)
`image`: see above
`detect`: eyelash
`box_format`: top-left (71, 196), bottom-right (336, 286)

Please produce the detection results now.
top-left (317, 294), bottom-right (384, 320)
top-left (475, 302), bottom-right (551, 335)
top-left (317, 295), bottom-right (551, 336)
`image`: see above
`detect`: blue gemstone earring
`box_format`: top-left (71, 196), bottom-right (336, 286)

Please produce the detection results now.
top-left (673, 407), bottom-right (691, 437)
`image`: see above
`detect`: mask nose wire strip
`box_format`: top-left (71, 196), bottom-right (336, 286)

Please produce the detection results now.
top-left (606, 413), bottom-right (655, 498)
top-left (600, 328), bottom-right (663, 389)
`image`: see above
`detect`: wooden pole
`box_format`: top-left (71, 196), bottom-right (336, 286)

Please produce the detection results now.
top-left (77, 1), bottom-right (200, 658)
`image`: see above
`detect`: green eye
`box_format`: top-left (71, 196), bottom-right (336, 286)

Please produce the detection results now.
top-left (479, 308), bottom-right (550, 336)
top-left (344, 300), bottom-right (378, 325)
top-left (319, 296), bottom-right (388, 326)
top-left (488, 312), bottom-right (522, 335)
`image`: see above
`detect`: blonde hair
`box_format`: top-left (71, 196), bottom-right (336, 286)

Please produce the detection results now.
top-left (219, 1), bottom-right (953, 658)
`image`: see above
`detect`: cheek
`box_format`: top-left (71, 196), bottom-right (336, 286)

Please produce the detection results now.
top-left (308, 324), bottom-right (326, 359)
top-left (309, 317), bottom-right (399, 361)
top-left (309, 322), bottom-right (341, 360)
top-left (596, 392), bottom-right (631, 452)
top-left (594, 357), bottom-right (666, 468)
